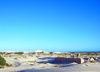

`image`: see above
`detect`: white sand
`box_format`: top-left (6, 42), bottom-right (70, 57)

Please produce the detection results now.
top-left (0, 55), bottom-right (100, 72)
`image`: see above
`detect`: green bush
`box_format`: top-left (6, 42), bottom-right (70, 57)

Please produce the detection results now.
top-left (0, 56), bottom-right (6, 66)
top-left (15, 52), bottom-right (23, 55)
top-left (15, 58), bottom-right (17, 60)
top-left (0, 52), bottom-right (3, 54)
top-left (87, 52), bottom-right (91, 55)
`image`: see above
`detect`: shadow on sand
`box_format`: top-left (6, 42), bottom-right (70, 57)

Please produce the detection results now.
top-left (17, 57), bottom-right (78, 72)
top-left (37, 57), bottom-right (78, 66)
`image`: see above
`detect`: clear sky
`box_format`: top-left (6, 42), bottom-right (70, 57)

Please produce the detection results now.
top-left (0, 0), bottom-right (100, 52)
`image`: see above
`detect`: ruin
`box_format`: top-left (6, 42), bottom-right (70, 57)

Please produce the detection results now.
top-left (55, 57), bottom-right (84, 64)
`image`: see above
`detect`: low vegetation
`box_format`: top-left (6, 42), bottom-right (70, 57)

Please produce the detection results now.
top-left (0, 56), bottom-right (6, 66)
top-left (44, 62), bottom-right (47, 64)
top-left (0, 55), bottom-right (13, 68)
top-left (91, 61), bottom-right (96, 64)
top-left (54, 65), bottom-right (59, 68)
top-left (40, 66), bottom-right (45, 69)
top-left (85, 64), bottom-right (88, 67)
top-left (15, 52), bottom-right (23, 55)
top-left (15, 58), bottom-right (18, 60)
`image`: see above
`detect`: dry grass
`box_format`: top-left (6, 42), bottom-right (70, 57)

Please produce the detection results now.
top-left (53, 65), bottom-right (59, 68)
top-left (85, 64), bottom-right (88, 67)
top-left (40, 66), bottom-right (45, 69)
top-left (44, 62), bottom-right (47, 64)
top-left (62, 64), bottom-right (65, 66)
top-left (91, 61), bottom-right (96, 64)
top-left (0, 66), bottom-right (4, 68)
top-left (6, 64), bottom-right (13, 67)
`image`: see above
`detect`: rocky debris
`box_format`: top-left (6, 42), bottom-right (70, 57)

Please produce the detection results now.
top-left (88, 57), bottom-right (94, 61)
top-left (71, 55), bottom-right (76, 58)
top-left (93, 57), bottom-right (98, 60)
top-left (76, 53), bottom-right (80, 58)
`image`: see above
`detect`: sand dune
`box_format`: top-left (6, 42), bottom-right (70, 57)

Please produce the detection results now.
top-left (0, 52), bottom-right (100, 72)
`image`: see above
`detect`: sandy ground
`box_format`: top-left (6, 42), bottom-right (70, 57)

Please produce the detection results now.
top-left (0, 55), bottom-right (100, 72)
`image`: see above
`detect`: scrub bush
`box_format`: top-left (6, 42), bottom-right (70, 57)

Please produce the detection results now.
top-left (0, 56), bottom-right (6, 66)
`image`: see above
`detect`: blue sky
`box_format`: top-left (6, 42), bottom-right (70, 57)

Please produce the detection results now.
top-left (0, 0), bottom-right (100, 52)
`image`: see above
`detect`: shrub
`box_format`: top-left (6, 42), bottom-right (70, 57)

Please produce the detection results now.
top-left (9, 55), bottom-right (11, 57)
top-left (6, 64), bottom-right (12, 67)
top-left (0, 56), bottom-right (6, 66)
top-left (0, 52), bottom-right (3, 54)
top-left (15, 52), bottom-right (23, 55)
top-left (40, 66), bottom-right (45, 69)
top-left (87, 52), bottom-right (91, 55)
top-left (15, 58), bottom-right (17, 60)
top-left (85, 64), bottom-right (88, 67)
top-left (44, 62), bottom-right (47, 64)
top-left (95, 53), bottom-right (98, 56)
top-left (62, 64), bottom-right (65, 66)
top-left (54, 65), bottom-right (59, 68)
top-left (91, 61), bottom-right (96, 64)
top-left (32, 52), bottom-right (35, 54)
